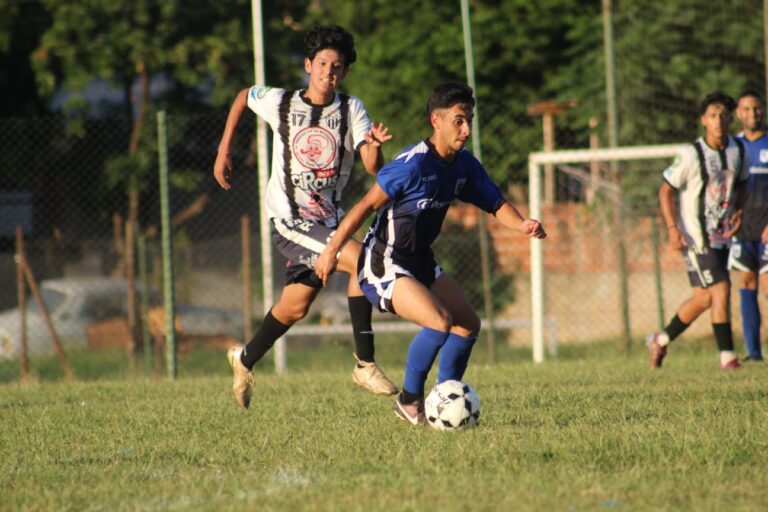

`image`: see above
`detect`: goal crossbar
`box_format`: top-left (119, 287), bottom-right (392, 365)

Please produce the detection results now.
top-left (527, 143), bottom-right (686, 363)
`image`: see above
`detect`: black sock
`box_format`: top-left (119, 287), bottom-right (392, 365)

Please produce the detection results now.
top-left (400, 389), bottom-right (422, 405)
top-left (664, 314), bottom-right (688, 342)
top-left (712, 322), bottom-right (734, 351)
top-left (348, 296), bottom-right (375, 362)
top-left (240, 309), bottom-right (291, 369)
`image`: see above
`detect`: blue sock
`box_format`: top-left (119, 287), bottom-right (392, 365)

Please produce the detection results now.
top-left (740, 289), bottom-right (762, 359)
top-left (437, 333), bottom-right (477, 383)
top-left (403, 327), bottom-right (450, 396)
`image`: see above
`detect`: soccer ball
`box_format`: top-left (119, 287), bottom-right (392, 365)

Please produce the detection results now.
top-left (425, 380), bottom-right (480, 431)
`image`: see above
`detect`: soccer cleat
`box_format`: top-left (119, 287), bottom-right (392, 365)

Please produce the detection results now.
top-left (720, 358), bottom-right (743, 370)
top-left (645, 332), bottom-right (668, 369)
top-left (352, 354), bottom-right (398, 396)
top-left (227, 346), bottom-right (254, 409)
top-left (394, 398), bottom-right (426, 426)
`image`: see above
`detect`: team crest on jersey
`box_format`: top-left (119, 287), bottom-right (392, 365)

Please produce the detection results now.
top-left (455, 178), bottom-right (467, 195)
top-left (293, 126), bottom-right (337, 170)
top-left (760, 149), bottom-right (768, 163)
top-left (325, 116), bottom-right (341, 130)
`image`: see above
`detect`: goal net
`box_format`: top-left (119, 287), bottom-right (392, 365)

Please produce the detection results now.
top-left (527, 144), bottom-right (689, 362)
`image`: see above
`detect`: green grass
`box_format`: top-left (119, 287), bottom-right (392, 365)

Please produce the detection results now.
top-left (1, 338), bottom-right (767, 511)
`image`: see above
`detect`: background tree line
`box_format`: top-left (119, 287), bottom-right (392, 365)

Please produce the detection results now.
top-left (0, 0), bottom-right (763, 226)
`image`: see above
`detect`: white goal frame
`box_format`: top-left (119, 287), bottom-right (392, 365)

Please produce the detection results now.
top-left (527, 144), bottom-right (686, 363)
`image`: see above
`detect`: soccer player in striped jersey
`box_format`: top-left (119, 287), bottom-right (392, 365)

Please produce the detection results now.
top-left (214, 25), bottom-right (397, 409)
top-left (728, 90), bottom-right (768, 362)
top-left (315, 83), bottom-right (546, 425)
top-left (647, 91), bottom-right (747, 370)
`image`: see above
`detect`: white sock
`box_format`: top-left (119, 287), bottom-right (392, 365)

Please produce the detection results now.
top-left (719, 351), bottom-right (736, 366)
top-left (656, 332), bottom-right (670, 347)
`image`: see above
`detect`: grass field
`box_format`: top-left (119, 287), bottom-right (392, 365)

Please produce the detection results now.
top-left (2, 337), bottom-right (767, 511)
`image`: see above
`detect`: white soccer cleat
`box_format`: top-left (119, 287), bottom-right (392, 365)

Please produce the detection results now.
top-left (352, 354), bottom-right (398, 396)
top-left (227, 346), bottom-right (254, 409)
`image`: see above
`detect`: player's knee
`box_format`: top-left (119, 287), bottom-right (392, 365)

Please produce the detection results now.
top-left (694, 292), bottom-right (712, 310)
top-left (432, 308), bottom-right (453, 333)
top-left (273, 302), bottom-right (309, 324)
top-left (456, 312), bottom-right (481, 337)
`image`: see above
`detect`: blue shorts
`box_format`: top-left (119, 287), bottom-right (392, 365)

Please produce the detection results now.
top-left (683, 247), bottom-right (729, 288)
top-left (358, 250), bottom-right (444, 314)
top-left (728, 239), bottom-right (768, 274)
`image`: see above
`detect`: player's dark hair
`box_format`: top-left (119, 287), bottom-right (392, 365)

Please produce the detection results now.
top-left (699, 91), bottom-right (736, 115)
top-left (738, 89), bottom-right (765, 105)
top-left (304, 25), bottom-right (357, 66)
top-left (425, 82), bottom-right (476, 120)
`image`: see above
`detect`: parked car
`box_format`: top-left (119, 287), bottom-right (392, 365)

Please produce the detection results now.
top-left (0, 277), bottom-right (244, 358)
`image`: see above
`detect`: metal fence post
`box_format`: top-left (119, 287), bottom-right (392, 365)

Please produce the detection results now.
top-left (157, 111), bottom-right (177, 379)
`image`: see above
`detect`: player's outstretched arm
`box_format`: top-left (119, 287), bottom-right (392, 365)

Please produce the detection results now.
top-left (213, 88), bottom-right (250, 190)
top-left (359, 122), bottom-right (392, 176)
top-left (315, 183), bottom-right (390, 286)
top-left (493, 202), bottom-right (547, 239)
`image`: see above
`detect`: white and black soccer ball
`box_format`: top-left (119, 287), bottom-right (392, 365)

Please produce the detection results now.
top-left (425, 380), bottom-right (480, 431)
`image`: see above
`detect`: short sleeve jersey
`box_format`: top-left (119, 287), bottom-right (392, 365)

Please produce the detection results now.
top-left (736, 132), bottom-right (768, 241)
top-left (361, 140), bottom-right (505, 272)
top-left (247, 85), bottom-right (372, 227)
top-left (662, 135), bottom-right (747, 252)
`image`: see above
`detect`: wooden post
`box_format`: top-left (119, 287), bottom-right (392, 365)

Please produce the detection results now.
top-left (527, 100), bottom-right (577, 205)
top-left (19, 250), bottom-right (73, 379)
top-left (588, 117), bottom-right (600, 204)
top-left (125, 219), bottom-right (141, 364)
top-left (112, 213), bottom-right (124, 277)
top-left (241, 215), bottom-right (253, 343)
top-left (15, 227), bottom-right (29, 381)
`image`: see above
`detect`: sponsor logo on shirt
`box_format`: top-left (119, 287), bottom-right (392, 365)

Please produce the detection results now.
top-left (417, 199), bottom-right (450, 210)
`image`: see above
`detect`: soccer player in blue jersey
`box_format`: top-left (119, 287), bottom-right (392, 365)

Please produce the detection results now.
top-left (646, 92), bottom-right (747, 370)
top-left (214, 25), bottom-right (398, 408)
top-left (315, 82), bottom-right (547, 425)
top-left (728, 90), bottom-right (768, 362)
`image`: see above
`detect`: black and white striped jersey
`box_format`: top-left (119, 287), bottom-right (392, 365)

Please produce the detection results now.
top-left (247, 85), bottom-right (372, 227)
top-left (662, 136), bottom-right (748, 252)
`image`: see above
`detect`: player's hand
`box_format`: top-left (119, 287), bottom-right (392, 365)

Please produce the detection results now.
top-left (364, 122), bottom-right (392, 148)
top-left (213, 151), bottom-right (233, 190)
top-left (314, 248), bottom-right (339, 287)
top-left (723, 209), bottom-right (743, 238)
top-left (667, 226), bottom-right (686, 253)
top-left (521, 219), bottom-right (547, 239)
top-left (761, 224), bottom-right (768, 244)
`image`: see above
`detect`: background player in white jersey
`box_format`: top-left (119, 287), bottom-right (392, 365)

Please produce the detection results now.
top-left (728, 90), bottom-right (768, 362)
top-left (315, 83), bottom-right (546, 426)
top-left (213, 25), bottom-right (397, 409)
top-left (647, 91), bottom-right (747, 370)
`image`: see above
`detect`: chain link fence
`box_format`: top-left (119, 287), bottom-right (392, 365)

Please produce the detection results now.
top-left (1, 43), bottom-right (763, 383)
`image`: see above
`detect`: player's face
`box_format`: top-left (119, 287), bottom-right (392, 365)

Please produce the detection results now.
top-left (700, 103), bottom-right (732, 140)
top-left (736, 95), bottom-right (764, 132)
top-left (434, 104), bottom-right (473, 153)
top-left (305, 49), bottom-right (348, 96)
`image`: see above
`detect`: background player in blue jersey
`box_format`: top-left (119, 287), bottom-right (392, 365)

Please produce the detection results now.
top-left (315, 82), bottom-right (546, 425)
top-left (214, 25), bottom-right (398, 409)
top-left (728, 90), bottom-right (768, 362)
top-left (647, 92), bottom-right (747, 370)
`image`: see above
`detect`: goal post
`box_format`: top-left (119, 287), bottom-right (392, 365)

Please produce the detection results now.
top-left (527, 144), bottom-right (686, 363)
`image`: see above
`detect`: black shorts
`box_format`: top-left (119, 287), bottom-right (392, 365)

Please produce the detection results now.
top-left (271, 218), bottom-right (336, 289)
top-left (683, 247), bottom-right (729, 288)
